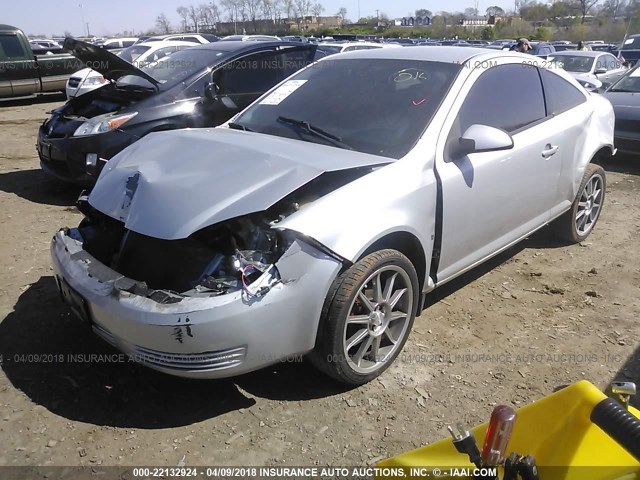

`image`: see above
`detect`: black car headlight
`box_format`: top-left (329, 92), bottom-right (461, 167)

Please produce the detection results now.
top-left (73, 112), bottom-right (138, 137)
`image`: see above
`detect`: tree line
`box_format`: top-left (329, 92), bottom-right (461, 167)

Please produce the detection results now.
top-left (147, 0), bottom-right (640, 42)
top-left (155, 1), bottom-right (346, 33)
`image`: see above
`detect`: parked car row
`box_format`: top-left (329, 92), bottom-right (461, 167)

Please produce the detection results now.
top-left (35, 29), bottom-right (639, 189)
top-left (38, 38), bottom-right (321, 185)
top-left (548, 51), bottom-right (628, 86)
top-left (41, 44), bottom-right (615, 386)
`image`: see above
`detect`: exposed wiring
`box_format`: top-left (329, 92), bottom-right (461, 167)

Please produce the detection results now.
top-left (241, 264), bottom-right (280, 298)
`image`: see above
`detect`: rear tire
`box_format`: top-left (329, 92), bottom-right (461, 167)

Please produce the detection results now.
top-left (309, 249), bottom-right (419, 385)
top-left (553, 163), bottom-right (606, 243)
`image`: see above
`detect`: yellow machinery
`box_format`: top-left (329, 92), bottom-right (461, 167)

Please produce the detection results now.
top-left (378, 381), bottom-right (640, 480)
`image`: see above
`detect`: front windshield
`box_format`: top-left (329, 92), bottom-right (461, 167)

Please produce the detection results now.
top-left (234, 58), bottom-right (462, 159)
top-left (549, 55), bottom-right (595, 73)
top-left (118, 45), bottom-right (151, 63)
top-left (117, 48), bottom-right (221, 89)
top-left (608, 65), bottom-right (640, 92)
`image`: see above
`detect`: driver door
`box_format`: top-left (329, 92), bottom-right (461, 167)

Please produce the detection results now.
top-left (434, 63), bottom-right (564, 283)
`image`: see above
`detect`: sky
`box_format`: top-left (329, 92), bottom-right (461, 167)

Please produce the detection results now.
top-left (5, 0), bottom-right (509, 37)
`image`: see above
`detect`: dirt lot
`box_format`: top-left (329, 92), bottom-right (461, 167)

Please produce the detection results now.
top-left (0, 95), bottom-right (639, 472)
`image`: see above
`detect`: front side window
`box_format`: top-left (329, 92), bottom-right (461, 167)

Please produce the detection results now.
top-left (595, 54), bottom-right (623, 72)
top-left (453, 64), bottom-right (545, 135)
top-left (211, 48), bottom-right (315, 111)
top-left (213, 51), bottom-right (281, 98)
top-left (235, 58), bottom-right (462, 159)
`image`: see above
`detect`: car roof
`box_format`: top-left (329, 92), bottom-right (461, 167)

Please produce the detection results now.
top-left (550, 51), bottom-right (607, 58)
top-left (181, 40), bottom-right (307, 53)
top-left (321, 41), bottom-right (384, 46)
top-left (165, 34), bottom-right (204, 38)
top-left (135, 40), bottom-right (198, 49)
top-left (329, 45), bottom-right (516, 63)
top-left (103, 37), bottom-right (139, 42)
top-left (220, 35), bottom-right (280, 41)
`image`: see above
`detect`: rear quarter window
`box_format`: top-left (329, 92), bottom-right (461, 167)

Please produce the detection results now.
top-left (540, 68), bottom-right (586, 115)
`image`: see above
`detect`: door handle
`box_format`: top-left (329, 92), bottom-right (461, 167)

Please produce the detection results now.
top-left (541, 144), bottom-right (558, 158)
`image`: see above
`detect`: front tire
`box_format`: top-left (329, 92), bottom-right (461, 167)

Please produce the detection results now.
top-left (553, 163), bottom-right (606, 243)
top-left (309, 249), bottom-right (419, 385)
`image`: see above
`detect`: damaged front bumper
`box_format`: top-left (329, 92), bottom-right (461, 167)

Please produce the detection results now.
top-left (51, 229), bottom-right (342, 379)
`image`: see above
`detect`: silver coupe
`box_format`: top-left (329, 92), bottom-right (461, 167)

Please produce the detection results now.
top-left (52, 47), bottom-right (615, 385)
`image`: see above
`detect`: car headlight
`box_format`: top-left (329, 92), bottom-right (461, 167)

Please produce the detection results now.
top-left (83, 75), bottom-right (107, 86)
top-left (73, 112), bottom-right (138, 137)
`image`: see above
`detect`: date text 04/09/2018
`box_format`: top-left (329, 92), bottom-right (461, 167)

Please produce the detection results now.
top-left (202, 467), bottom-right (407, 477)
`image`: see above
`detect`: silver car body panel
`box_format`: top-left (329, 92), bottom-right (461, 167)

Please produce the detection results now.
top-left (89, 128), bottom-right (390, 240)
top-left (274, 147), bottom-right (438, 266)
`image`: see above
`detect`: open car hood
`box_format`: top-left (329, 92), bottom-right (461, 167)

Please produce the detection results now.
top-left (63, 38), bottom-right (159, 86)
top-left (89, 128), bottom-right (390, 240)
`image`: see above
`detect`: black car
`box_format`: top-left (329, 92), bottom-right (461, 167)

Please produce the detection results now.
top-left (603, 64), bottom-right (640, 155)
top-left (38, 38), bottom-right (320, 186)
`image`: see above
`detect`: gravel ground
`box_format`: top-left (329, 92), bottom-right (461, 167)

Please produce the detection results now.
top-left (0, 95), bottom-right (638, 472)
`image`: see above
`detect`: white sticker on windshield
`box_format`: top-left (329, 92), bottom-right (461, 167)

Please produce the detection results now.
top-left (259, 80), bottom-right (307, 105)
top-left (624, 38), bottom-right (634, 44)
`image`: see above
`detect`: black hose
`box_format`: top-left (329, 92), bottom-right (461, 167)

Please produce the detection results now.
top-left (590, 398), bottom-right (640, 462)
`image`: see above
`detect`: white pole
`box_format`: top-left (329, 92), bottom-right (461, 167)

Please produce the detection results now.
top-left (79, 3), bottom-right (87, 37)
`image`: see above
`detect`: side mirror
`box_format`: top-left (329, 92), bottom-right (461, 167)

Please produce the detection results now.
top-left (450, 124), bottom-right (514, 159)
top-left (576, 76), bottom-right (603, 92)
top-left (594, 67), bottom-right (607, 75)
top-left (204, 81), bottom-right (216, 100)
top-left (203, 81), bottom-right (238, 110)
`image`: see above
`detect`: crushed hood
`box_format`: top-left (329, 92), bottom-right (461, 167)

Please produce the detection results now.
top-left (63, 38), bottom-right (159, 86)
top-left (89, 128), bottom-right (390, 240)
